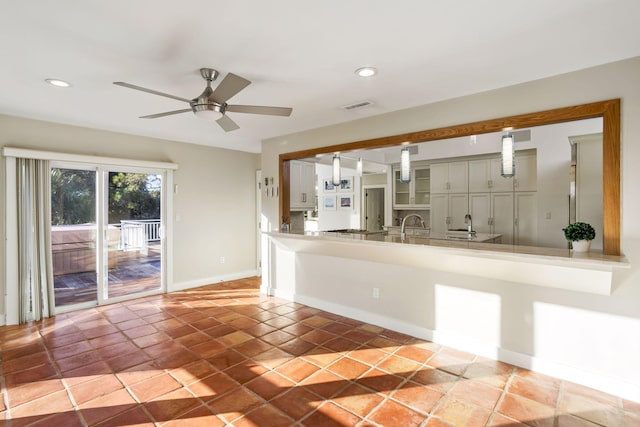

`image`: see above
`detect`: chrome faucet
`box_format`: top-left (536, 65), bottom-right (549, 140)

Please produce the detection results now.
top-left (401, 214), bottom-right (426, 241)
top-left (464, 214), bottom-right (474, 235)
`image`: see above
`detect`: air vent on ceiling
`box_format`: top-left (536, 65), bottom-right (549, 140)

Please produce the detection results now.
top-left (342, 100), bottom-right (373, 111)
top-left (513, 129), bottom-right (531, 143)
top-left (406, 145), bottom-right (419, 155)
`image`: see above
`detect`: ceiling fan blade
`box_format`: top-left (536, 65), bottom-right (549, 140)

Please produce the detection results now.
top-left (210, 73), bottom-right (251, 103)
top-left (113, 82), bottom-right (191, 103)
top-left (226, 104), bottom-right (293, 117)
top-left (216, 114), bottom-right (240, 132)
top-left (140, 109), bottom-right (192, 119)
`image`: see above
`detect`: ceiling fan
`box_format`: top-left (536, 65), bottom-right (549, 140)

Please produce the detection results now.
top-left (114, 68), bottom-right (293, 132)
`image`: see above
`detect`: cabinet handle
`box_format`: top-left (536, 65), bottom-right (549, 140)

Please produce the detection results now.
top-left (301, 193), bottom-right (306, 203)
top-left (514, 218), bottom-right (519, 226)
top-left (488, 180), bottom-right (493, 188)
top-left (446, 182), bottom-right (451, 190)
top-left (446, 216), bottom-right (451, 225)
top-left (514, 179), bottom-right (519, 188)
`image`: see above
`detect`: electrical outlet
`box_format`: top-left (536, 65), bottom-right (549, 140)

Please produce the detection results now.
top-left (220, 256), bottom-right (225, 264)
top-left (372, 288), bottom-right (380, 299)
top-left (545, 211), bottom-right (552, 219)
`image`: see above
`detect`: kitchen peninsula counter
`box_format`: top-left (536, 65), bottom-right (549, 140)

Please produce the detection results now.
top-left (266, 230), bottom-right (629, 296)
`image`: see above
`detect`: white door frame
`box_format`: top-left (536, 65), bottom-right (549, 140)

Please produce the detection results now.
top-left (361, 184), bottom-right (387, 230)
top-left (256, 170), bottom-right (262, 275)
top-left (49, 162), bottom-right (171, 313)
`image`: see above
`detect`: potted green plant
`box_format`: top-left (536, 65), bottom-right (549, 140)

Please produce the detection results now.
top-left (563, 222), bottom-right (596, 252)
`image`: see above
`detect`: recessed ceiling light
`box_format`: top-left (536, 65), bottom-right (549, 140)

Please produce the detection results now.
top-left (45, 78), bottom-right (71, 88)
top-left (355, 67), bottom-right (377, 77)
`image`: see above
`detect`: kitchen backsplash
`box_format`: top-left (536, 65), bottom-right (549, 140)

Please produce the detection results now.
top-left (393, 209), bottom-right (430, 227)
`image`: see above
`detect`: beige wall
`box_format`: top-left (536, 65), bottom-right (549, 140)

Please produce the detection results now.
top-left (1, 115), bottom-right (260, 319)
top-left (261, 57), bottom-right (640, 399)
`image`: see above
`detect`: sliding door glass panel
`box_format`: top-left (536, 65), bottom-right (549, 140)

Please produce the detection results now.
top-left (51, 168), bottom-right (98, 307)
top-left (106, 171), bottom-right (163, 299)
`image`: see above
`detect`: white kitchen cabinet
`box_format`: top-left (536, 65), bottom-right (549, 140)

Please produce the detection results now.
top-left (469, 158), bottom-right (514, 193)
top-left (490, 158), bottom-right (515, 192)
top-left (468, 192), bottom-right (514, 243)
top-left (449, 193), bottom-right (469, 229)
top-left (468, 160), bottom-right (491, 193)
top-left (290, 160), bottom-right (315, 210)
top-left (514, 153), bottom-right (537, 191)
top-left (469, 193), bottom-right (491, 233)
top-left (430, 194), bottom-right (448, 234)
top-left (430, 161), bottom-right (468, 194)
top-left (492, 192), bottom-right (515, 244)
top-left (430, 163), bottom-right (449, 193)
top-left (393, 166), bottom-right (430, 209)
top-left (515, 192), bottom-right (538, 245)
top-left (430, 193), bottom-right (468, 233)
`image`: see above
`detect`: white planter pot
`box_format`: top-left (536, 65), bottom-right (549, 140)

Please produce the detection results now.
top-left (571, 240), bottom-right (591, 252)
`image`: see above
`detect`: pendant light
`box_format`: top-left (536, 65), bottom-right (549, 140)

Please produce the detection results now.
top-left (501, 133), bottom-right (515, 177)
top-left (332, 154), bottom-right (341, 186)
top-left (356, 157), bottom-right (363, 177)
top-left (400, 147), bottom-right (411, 183)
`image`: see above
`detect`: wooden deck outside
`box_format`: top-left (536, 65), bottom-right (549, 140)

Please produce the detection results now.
top-left (54, 243), bottom-right (162, 307)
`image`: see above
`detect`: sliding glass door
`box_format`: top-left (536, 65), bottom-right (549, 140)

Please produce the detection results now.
top-left (51, 167), bottom-right (98, 307)
top-left (105, 171), bottom-right (163, 299)
top-left (51, 164), bottom-right (166, 311)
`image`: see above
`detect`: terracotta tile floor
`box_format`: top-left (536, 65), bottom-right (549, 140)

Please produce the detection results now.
top-left (1, 277), bottom-right (638, 426)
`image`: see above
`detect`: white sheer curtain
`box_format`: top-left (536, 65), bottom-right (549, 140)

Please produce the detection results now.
top-left (16, 158), bottom-right (54, 323)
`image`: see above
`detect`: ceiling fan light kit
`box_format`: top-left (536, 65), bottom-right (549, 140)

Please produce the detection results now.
top-left (114, 67), bottom-right (292, 132)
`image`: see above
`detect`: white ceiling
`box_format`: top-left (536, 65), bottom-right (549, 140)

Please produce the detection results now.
top-left (1, 1), bottom-right (639, 154)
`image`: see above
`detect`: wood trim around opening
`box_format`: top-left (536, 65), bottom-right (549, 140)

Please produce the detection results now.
top-left (278, 99), bottom-right (621, 255)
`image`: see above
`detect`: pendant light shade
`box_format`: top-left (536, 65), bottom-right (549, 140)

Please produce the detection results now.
top-left (400, 147), bottom-right (411, 183)
top-left (501, 134), bottom-right (515, 177)
top-left (356, 157), bottom-right (363, 177)
top-left (332, 154), bottom-right (341, 186)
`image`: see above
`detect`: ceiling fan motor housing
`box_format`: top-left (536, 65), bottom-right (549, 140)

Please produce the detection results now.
top-left (192, 101), bottom-right (226, 116)
top-left (191, 82), bottom-right (226, 119)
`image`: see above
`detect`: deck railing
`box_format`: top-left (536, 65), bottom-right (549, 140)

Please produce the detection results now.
top-left (52, 220), bottom-right (162, 275)
top-left (120, 219), bottom-right (161, 250)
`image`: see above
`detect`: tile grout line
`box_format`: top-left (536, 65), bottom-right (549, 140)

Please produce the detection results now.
top-left (37, 321), bottom-right (89, 427)
top-left (484, 365), bottom-right (517, 427)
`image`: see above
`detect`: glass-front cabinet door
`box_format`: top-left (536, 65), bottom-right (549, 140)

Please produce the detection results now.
top-left (413, 167), bottom-right (430, 207)
top-left (392, 166), bottom-right (430, 209)
top-left (393, 169), bottom-right (411, 207)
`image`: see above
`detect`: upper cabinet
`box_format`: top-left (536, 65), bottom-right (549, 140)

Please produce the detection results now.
top-left (468, 153), bottom-right (535, 193)
top-left (514, 153), bottom-right (537, 191)
top-left (393, 166), bottom-right (430, 209)
top-left (430, 161), bottom-right (468, 194)
top-left (290, 160), bottom-right (315, 211)
top-left (469, 158), bottom-right (514, 192)
top-left (490, 158), bottom-right (516, 192)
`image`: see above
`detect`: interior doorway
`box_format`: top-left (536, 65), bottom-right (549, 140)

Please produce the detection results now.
top-left (362, 186), bottom-right (385, 231)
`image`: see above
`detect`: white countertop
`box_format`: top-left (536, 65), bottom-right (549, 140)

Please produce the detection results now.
top-left (267, 231), bottom-right (629, 295)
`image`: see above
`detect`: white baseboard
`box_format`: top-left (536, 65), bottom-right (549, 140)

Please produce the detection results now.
top-left (285, 292), bottom-right (640, 403)
top-left (170, 270), bottom-right (259, 292)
